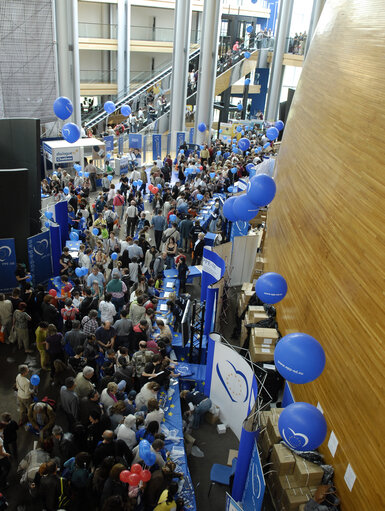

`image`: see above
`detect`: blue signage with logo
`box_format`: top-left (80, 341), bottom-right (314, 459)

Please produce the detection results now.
top-left (103, 135), bottom-right (114, 152)
top-left (129, 134), bottom-right (142, 149)
top-left (152, 134), bottom-right (162, 161)
top-left (176, 132), bottom-right (185, 152)
top-left (118, 135), bottom-right (124, 154)
top-left (189, 127), bottom-right (194, 144)
top-left (242, 442), bottom-right (265, 511)
top-left (27, 231), bottom-right (53, 286)
top-left (0, 238), bottom-right (17, 292)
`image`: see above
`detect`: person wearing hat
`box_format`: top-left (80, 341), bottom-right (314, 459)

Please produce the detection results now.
top-left (74, 366), bottom-right (95, 399)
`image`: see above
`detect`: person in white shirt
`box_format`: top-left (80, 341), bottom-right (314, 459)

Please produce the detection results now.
top-left (116, 414), bottom-right (137, 449)
top-left (16, 365), bottom-right (33, 424)
top-left (99, 294), bottom-right (117, 323)
top-left (144, 398), bottom-right (165, 428)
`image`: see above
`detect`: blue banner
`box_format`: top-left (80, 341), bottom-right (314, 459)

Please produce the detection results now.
top-left (230, 220), bottom-right (249, 241)
top-left (118, 135), bottom-right (124, 154)
top-left (201, 247), bottom-right (226, 301)
top-left (49, 225), bottom-right (61, 276)
top-left (55, 200), bottom-right (69, 248)
top-left (129, 133), bottom-right (142, 149)
top-left (176, 132), bottom-right (185, 152)
top-left (189, 127), bottom-right (194, 144)
top-left (152, 134), bottom-right (162, 161)
top-left (0, 238), bottom-right (17, 292)
top-left (167, 133), bottom-right (171, 155)
top-left (27, 231), bottom-right (53, 286)
top-left (226, 494), bottom-right (244, 511)
top-left (242, 441), bottom-right (265, 511)
top-left (103, 135), bottom-right (114, 152)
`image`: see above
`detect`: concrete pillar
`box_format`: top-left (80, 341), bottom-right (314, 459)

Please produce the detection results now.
top-left (54, 0), bottom-right (81, 126)
top-left (125, 0), bottom-right (131, 93)
top-left (304, 0), bottom-right (325, 57)
top-left (117, 0), bottom-right (126, 93)
top-left (265, 0), bottom-right (294, 121)
top-left (194, 0), bottom-right (222, 147)
top-left (170, 0), bottom-right (192, 151)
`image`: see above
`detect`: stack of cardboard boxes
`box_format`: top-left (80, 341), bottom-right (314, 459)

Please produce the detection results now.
top-left (237, 282), bottom-right (255, 317)
top-left (249, 327), bottom-right (279, 362)
top-left (258, 409), bottom-right (324, 511)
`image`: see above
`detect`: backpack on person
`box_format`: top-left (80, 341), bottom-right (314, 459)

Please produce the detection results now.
top-left (57, 477), bottom-right (71, 509)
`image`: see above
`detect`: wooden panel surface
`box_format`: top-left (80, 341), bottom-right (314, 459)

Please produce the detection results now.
top-left (79, 37), bottom-right (118, 50)
top-left (263, 1), bottom-right (385, 509)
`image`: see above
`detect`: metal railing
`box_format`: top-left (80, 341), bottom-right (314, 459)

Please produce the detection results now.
top-left (80, 69), bottom-right (117, 83)
top-left (78, 22), bottom-right (117, 39)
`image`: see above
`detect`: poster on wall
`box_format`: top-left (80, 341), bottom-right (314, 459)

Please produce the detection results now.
top-left (103, 135), bottom-right (114, 152)
top-left (176, 132), bottom-right (185, 151)
top-left (129, 134), bottom-right (142, 149)
top-left (152, 134), bottom-right (162, 161)
top-left (242, 442), bottom-right (265, 511)
top-left (0, 238), bottom-right (17, 292)
top-left (27, 231), bottom-right (53, 286)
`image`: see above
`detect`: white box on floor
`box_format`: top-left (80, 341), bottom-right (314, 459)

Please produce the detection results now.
top-left (217, 424), bottom-right (227, 434)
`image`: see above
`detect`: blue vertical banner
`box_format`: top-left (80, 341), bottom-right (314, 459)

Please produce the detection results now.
top-left (176, 132), bottom-right (186, 152)
top-left (241, 441), bottom-right (265, 511)
top-left (189, 127), bottom-right (194, 144)
top-left (167, 133), bottom-right (171, 155)
top-left (230, 220), bottom-right (249, 241)
top-left (49, 225), bottom-right (62, 276)
top-left (143, 135), bottom-right (147, 164)
top-left (201, 247), bottom-right (226, 301)
top-left (54, 200), bottom-right (69, 248)
top-left (0, 239), bottom-right (17, 292)
top-left (118, 135), bottom-right (124, 154)
top-left (103, 135), bottom-right (114, 152)
top-left (152, 134), bottom-right (162, 161)
top-left (128, 134), bottom-right (142, 149)
top-left (27, 231), bottom-right (53, 286)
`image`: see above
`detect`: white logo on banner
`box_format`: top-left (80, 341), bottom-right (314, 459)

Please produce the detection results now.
top-left (33, 239), bottom-right (49, 256)
top-left (202, 257), bottom-right (221, 281)
top-left (282, 428), bottom-right (309, 449)
top-left (0, 246), bottom-right (11, 262)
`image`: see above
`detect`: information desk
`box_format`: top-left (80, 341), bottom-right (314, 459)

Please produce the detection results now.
top-left (65, 240), bottom-right (81, 259)
top-left (159, 379), bottom-right (196, 510)
top-left (163, 266), bottom-right (202, 284)
top-left (176, 363), bottom-right (207, 393)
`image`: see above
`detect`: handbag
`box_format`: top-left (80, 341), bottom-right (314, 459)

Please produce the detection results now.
top-left (8, 326), bottom-right (17, 344)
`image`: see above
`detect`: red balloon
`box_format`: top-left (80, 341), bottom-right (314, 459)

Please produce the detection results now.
top-left (49, 289), bottom-right (57, 297)
top-left (119, 470), bottom-right (131, 483)
top-left (128, 473), bottom-right (140, 486)
top-left (92, 203), bottom-right (96, 209)
top-left (140, 469), bottom-right (151, 482)
top-left (153, 187), bottom-right (159, 194)
top-left (200, 166), bottom-right (203, 170)
top-left (130, 463), bottom-right (142, 475)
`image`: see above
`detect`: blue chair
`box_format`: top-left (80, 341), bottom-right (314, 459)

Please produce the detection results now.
top-left (208, 457), bottom-right (237, 496)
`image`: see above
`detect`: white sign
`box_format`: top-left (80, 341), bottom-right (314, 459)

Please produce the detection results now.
top-left (202, 257), bottom-right (222, 282)
top-left (209, 333), bottom-right (258, 439)
top-left (327, 431), bottom-right (338, 457)
top-left (344, 463), bottom-right (356, 491)
top-left (53, 147), bottom-right (80, 163)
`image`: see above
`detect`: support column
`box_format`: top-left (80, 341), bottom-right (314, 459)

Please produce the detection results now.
top-left (304, 0), bottom-right (325, 58)
top-left (265, 0), bottom-right (294, 122)
top-left (117, 0), bottom-right (126, 93)
top-left (241, 73), bottom-right (251, 120)
top-left (54, 0), bottom-right (81, 126)
top-left (194, 0), bottom-right (222, 147)
top-left (169, 0), bottom-right (192, 152)
top-left (219, 86), bottom-right (231, 125)
top-left (125, 0), bottom-right (131, 93)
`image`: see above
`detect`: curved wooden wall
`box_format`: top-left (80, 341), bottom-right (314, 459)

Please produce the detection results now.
top-left (264, 0), bottom-right (385, 509)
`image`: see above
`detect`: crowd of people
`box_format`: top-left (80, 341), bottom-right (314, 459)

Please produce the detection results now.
top-left (0, 122), bottom-right (276, 510)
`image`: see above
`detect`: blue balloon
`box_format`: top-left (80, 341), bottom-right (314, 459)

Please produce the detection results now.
top-left (246, 163), bottom-right (254, 172)
top-left (251, 0), bottom-right (257, 3)
top-left (236, 126), bottom-right (242, 133)
top-left (227, 186), bottom-right (234, 193)
top-left (233, 147), bottom-right (239, 154)
top-left (75, 267), bottom-right (83, 277)
top-left (238, 138), bottom-right (250, 151)
top-left (275, 120), bottom-right (285, 131)
top-left (121, 104), bottom-right (131, 116)
top-left (107, 175), bottom-right (113, 181)
top-left (198, 122), bottom-right (207, 133)
top-left (111, 252), bottom-right (118, 260)
top-left (30, 374), bottom-right (40, 386)
top-left (200, 145), bottom-right (205, 150)
top-left (234, 194), bottom-right (259, 221)
top-left (137, 180), bottom-right (143, 186)
top-left (179, 149), bottom-right (184, 154)
top-left (44, 221), bottom-right (50, 228)
top-left (244, 51), bottom-right (251, 59)
top-left (219, 129), bottom-right (223, 133)
top-left (241, 131), bottom-right (245, 136)
top-left (263, 142), bottom-right (271, 149)
top-left (223, 196), bottom-right (238, 222)
top-left (233, 138), bottom-right (237, 142)
top-left (74, 164), bottom-right (81, 172)
top-left (62, 123), bottom-right (80, 144)
top-left (70, 231), bottom-right (79, 241)
top-left (209, 172), bottom-right (216, 179)
top-left (266, 126), bottom-right (279, 141)
top-left (143, 451), bottom-right (156, 466)
top-left (216, 150), bottom-right (221, 156)
top-left (255, 272), bottom-right (287, 304)
top-left (82, 267), bottom-right (89, 276)
top-left (139, 439), bottom-right (151, 458)
top-left (274, 333), bottom-right (326, 384)
top-left (278, 402), bottom-right (327, 451)
top-left (78, 171), bottom-right (83, 177)
top-left (246, 25), bottom-right (253, 34)
top-left (231, 167), bottom-right (237, 174)
top-left (92, 228), bottom-right (99, 235)
top-left (45, 211), bottom-right (53, 220)
top-left (104, 101), bottom-right (116, 114)
top-left (247, 174), bottom-right (276, 206)
top-left (237, 104), bottom-right (243, 111)
top-left (53, 96), bottom-right (73, 120)
top-left (84, 172), bottom-right (89, 178)
top-left (63, 187), bottom-right (69, 195)
top-left (197, 194), bottom-right (203, 200)
top-left (106, 153), bottom-right (112, 160)
top-left (224, 152), bottom-right (230, 158)
top-left (169, 214), bottom-right (177, 223)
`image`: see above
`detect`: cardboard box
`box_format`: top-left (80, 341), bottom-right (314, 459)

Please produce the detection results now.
top-left (271, 444), bottom-right (296, 475)
top-left (259, 429), bottom-right (273, 463)
top-left (247, 311), bottom-right (269, 324)
top-left (278, 474), bottom-right (303, 490)
top-left (205, 411), bottom-right (220, 425)
top-left (247, 305), bottom-right (266, 316)
top-left (294, 455), bottom-right (324, 487)
top-left (241, 282), bottom-right (253, 293)
top-left (267, 416), bottom-right (282, 443)
top-left (282, 487), bottom-right (312, 511)
top-left (251, 327), bottom-right (279, 346)
top-left (250, 343), bottom-right (275, 363)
